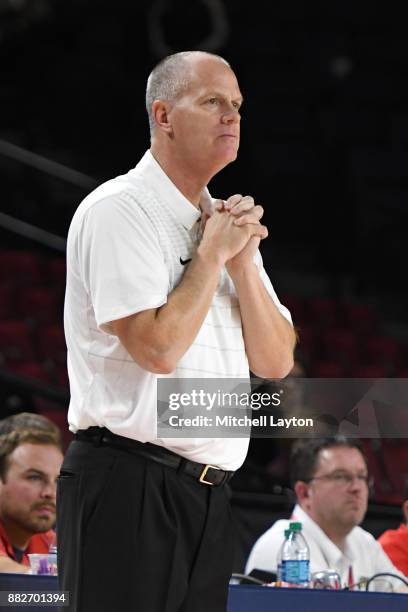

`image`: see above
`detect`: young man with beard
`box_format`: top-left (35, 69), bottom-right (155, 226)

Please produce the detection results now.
top-left (0, 414), bottom-right (63, 572)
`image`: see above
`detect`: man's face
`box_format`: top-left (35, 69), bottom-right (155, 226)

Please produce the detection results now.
top-left (167, 56), bottom-right (242, 174)
top-left (303, 446), bottom-right (369, 535)
top-left (0, 443), bottom-right (63, 535)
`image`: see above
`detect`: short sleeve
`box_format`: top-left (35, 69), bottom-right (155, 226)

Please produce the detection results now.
top-left (253, 250), bottom-right (293, 325)
top-left (78, 195), bottom-right (169, 333)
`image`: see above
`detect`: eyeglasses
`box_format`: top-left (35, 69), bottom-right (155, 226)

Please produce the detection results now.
top-left (307, 471), bottom-right (373, 488)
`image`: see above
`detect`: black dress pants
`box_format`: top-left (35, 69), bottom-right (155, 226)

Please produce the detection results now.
top-left (57, 439), bottom-right (235, 612)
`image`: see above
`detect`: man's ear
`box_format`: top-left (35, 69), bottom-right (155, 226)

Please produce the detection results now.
top-left (151, 100), bottom-right (173, 134)
top-left (294, 480), bottom-right (310, 505)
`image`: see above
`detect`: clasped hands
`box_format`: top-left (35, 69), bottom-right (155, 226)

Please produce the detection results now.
top-left (200, 193), bottom-right (267, 275)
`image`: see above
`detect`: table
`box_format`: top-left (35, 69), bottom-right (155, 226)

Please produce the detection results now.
top-left (227, 584), bottom-right (408, 612)
top-left (1, 574), bottom-right (407, 611)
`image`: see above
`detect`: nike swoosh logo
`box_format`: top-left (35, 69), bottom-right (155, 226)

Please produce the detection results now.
top-left (180, 257), bottom-right (192, 266)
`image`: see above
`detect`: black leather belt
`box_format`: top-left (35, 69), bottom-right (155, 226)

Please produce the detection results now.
top-left (74, 427), bottom-right (234, 487)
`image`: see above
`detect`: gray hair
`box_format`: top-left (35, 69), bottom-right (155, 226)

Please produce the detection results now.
top-left (145, 51), bottom-right (230, 135)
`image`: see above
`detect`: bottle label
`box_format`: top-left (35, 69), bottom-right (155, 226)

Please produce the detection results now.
top-left (281, 559), bottom-right (310, 584)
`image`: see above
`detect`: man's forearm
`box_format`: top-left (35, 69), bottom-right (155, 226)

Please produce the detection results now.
top-left (117, 245), bottom-right (223, 373)
top-left (148, 247), bottom-right (223, 371)
top-left (230, 263), bottom-right (296, 378)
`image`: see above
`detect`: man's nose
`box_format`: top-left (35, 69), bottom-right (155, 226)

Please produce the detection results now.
top-left (40, 480), bottom-right (57, 498)
top-left (348, 476), bottom-right (366, 491)
top-left (222, 109), bottom-right (240, 124)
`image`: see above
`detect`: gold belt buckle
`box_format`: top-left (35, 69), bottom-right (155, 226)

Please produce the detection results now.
top-left (199, 464), bottom-right (219, 485)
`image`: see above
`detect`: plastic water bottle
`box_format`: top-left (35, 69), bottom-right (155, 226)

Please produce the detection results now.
top-left (280, 522), bottom-right (310, 587)
top-left (276, 528), bottom-right (291, 584)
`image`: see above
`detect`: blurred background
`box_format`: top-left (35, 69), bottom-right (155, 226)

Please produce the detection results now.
top-left (1, 0), bottom-right (407, 570)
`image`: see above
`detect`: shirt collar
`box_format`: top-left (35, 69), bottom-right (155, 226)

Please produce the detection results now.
top-left (0, 520), bottom-right (28, 564)
top-left (293, 505), bottom-right (355, 566)
top-left (0, 520), bottom-right (53, 566)
top-left (129, 150), bottom-right (203, 230)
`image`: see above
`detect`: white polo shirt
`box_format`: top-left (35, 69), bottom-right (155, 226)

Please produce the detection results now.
top-left (64, 150), bottom-right (291, 470)
top-left (245, 504), bottom-right (405, 590)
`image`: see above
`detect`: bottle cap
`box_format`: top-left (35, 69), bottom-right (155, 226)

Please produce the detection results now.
top-left (284, 529), bottom-right (291, 537)
top-left (289, 521), bottom-right (302, 531)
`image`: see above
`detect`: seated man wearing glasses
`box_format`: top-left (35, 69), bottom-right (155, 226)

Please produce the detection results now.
top-left (245, 437), bottom-right (406, 590)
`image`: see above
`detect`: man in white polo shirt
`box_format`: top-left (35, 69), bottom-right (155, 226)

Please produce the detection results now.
top-left (59, 50), bottom-right (296, 612)
top-left (246, 437), bottom-right (407, 592)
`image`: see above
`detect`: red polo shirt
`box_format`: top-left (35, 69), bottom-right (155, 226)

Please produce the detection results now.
top-left (0, 520), bottom-right (54, 567)
top-left (378, 523), bottom-right (408, 577)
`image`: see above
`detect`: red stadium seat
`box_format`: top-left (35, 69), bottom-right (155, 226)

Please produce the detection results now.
top-left (0, 250), bottom-right (44, 285)
top-left (363, 335), bottom-right (400, 369)
top-left (8, 361), bottom-right (51, 383)
top-left (18, 286), bottom-right (61, 324)
top-left (0, 319), bottom-right (36, 362)
top-left (340, 302), bottom-right (378, 335)
top-left (360, 440), bottom-right (403, 504)
top-left (321, 328), bottom-right (358, 362)
top-left (35, 407), bottom-right (73, 450)
top-left (311, 361), bottom-right (346, 377)
top-left (279, 294), bottom-right (307, 326)
top-left (296, 326), bottom-right (318, 363)
top-left (36, 323), bottom-right (66, 364)
top-left (305, 297), bottom-right (339, 327)
top-left (46, 258), bottom-right (66, 302)
top-left (352, 364), bottom-right (388, 378)
top-left (54, 365), bottom-right (70, 389)
top-left (380, 441), bottom-right (408, 498)
top-left (47, 258), bottom-right (66, 286)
